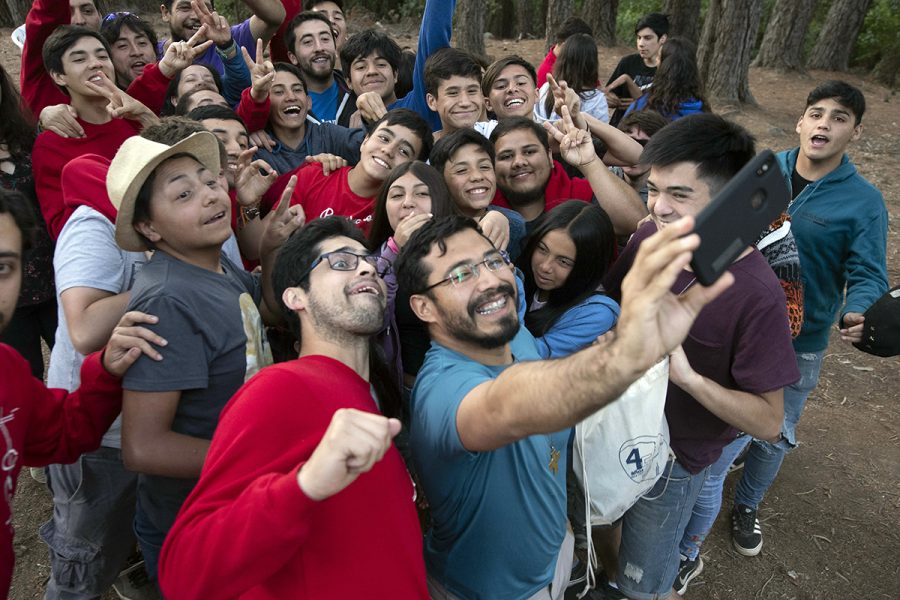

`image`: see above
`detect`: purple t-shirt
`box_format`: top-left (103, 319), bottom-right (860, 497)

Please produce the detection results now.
top-left (156, 19), bottom-right (255, 75)
top-left (604, 223), bottom-right (800, 473)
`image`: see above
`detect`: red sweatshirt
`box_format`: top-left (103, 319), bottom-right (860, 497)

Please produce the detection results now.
top-left (492, 160), bottom-right (594, 213)
top-left (236, 87), bottom-right (272, 134)
top-left (0, 344), bottom-right (123, 597)
top-left (159, 356), bottom-right (428, 599)
top-left (20, 0), bottom-right (68, 116)
top-left (536, 47), bottom-right (557, 87)
top-left (32, 118), bottom-right (140, 239)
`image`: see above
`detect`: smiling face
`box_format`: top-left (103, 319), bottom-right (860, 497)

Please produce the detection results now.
top-left (426, 75), bottom-right (483, 133)
top-left (70, 0), bottom-right (101, 30)
top-left (385, 171), bottom-right (433, 231)
top-left (269, 70), bottom-right (312, 134)
top-left (414, 227), bottom-right (519, 351)
top-left (646, 161), bottom-right (711, 230)
top-left (110, 25), bottom-right (157, 87)
top-left (0, 213), bottom-right (22, 335)
top-left (293, 235), bottom-right (387, 340)
top-left (531, 228), bottom-right (576, 294)
top-left (200, 118), bottom-right (249, 188)
top-left (289, 19), bottom-right (337, 85)
top-left (442, 144), bottom-right (496, 218)
top-left (494, 128), bottom-right (553, 209)
top-left (135, 156), bottom-right (232, 259)
top-left (309, 1), bottom-right (347, 50)
top-left (357, 122), bottom-right (422, 182)
top-left (50, 36), bottom-right (116, 98)
top-left (796, 97), bottom-right (861, 169)
top-left (348, 53), bottom-right (398, 103)
top-left (183, 89), bottom-right (228, 113)
top-left (485, 64), bottom-right (538, 120)
top-left (162, 0), bottom-right (211, 42)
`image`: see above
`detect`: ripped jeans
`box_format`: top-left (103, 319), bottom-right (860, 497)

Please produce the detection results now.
top-left (617, 458), bottom-right (710, 600)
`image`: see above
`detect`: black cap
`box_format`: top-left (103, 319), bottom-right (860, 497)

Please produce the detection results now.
top-left (853, 285), bottom-right (900, 358)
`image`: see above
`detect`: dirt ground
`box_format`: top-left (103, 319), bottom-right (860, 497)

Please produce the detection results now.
top-left (1, 19), bottom-right (898, 600)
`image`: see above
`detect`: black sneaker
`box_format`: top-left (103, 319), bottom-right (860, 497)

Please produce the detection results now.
top-left (731, 504), bottom-right (763, 556)
top-left (674, 554), bottom-right (704, 595)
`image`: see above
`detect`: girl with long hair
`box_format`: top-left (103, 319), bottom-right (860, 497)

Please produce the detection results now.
top-left (625, 36), bottom-right (710, 121)
top-left (535, 33), bottom-right (609, 124)
top-left (517, 200), bottom-right (620, 358)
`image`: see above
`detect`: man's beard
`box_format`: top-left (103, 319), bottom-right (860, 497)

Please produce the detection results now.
top-left (500, 183), bottom-right (545, 211)
top-left (438, 282), bottom-right (520, 350)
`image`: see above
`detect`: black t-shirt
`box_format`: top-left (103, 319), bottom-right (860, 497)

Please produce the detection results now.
top-left (791, 167), bottom-right (813, 200)
top-left (606, 53), bottom-right (657, 126)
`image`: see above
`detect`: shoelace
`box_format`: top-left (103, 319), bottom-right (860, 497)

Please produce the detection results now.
top-left (735, 508), bottom-right (757, 532)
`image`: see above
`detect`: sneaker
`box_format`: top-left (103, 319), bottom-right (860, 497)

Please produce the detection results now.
top-left (29, 467), bottom-right (47, 484)
top-left (731, 504), bottom-right (763, 556)
top-left (674, 554), bottom-right (704, 595)
top-left (112, 560), bottom-right (160, 600)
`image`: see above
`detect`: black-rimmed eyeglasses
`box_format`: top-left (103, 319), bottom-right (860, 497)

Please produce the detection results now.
top-left (419, 251), bottom-right (511, 293)
top-left (296, 251), bottom-right (390, 283)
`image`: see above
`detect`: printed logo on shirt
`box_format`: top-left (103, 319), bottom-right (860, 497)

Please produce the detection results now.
top-left (0, 408), bottom-right (21, 528)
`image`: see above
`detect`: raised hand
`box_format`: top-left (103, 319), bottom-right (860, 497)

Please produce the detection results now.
top-left (297, 409), bottom-right (402, 501)
top-left (548, 73), bottom-right (587, 130)
top-left (235, 147), bottom-right (278, 206)
top-left (102, 311), bottom-right (167, 377)
top-left (84, 72), bottom-right (159, 127)
top-left (543, 105), bottom-right (596, 168)
top-left (393, 212), bottom-right (432, 249)
top-left (259, 175), bottom-right (304, 258)
top-left (242, 38), bottom-right (276, 103)
top-left (192, 0), bottom-right (233, 47)
top-left (355, 91), bottom-right (388, 123)
top-left (478, 210), bottom-right (511, 251)
top-left (158, 24), bottom-right (215, 77)
top-left (39, 104), bottom-right (84, 139)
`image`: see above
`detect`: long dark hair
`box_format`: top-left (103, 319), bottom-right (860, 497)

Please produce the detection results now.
top-left (517, 201), bottom-right (616, 336)
top-left (0, 64), bottom-right (36, 157)
top-left (644, 36), bottom-right (710, 118)
top-left (545, 33), bottom-right (598, 118)
top-left (368, 161), bottom-right (457, 249)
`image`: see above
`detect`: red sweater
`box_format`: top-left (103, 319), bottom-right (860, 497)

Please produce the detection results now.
top-left (32, 118), bottom-right (140, 239)
top-left (0, 344), bottom-right (123, 597)
top-left (492, 160), bottom-right (594, 213)
top-left (159, 356), bottom-right (427, 599)
top-left (20, 0), bottom-right (68, 117)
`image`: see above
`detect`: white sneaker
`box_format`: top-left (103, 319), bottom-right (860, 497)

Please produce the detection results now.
top-left (112, 560), bottom-right (160, 600)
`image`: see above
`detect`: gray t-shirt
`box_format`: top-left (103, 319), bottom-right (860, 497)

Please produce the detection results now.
top-left (123, 250), bottom-right (271, 533)
top-left (47, 206), bottom-right (244, 448)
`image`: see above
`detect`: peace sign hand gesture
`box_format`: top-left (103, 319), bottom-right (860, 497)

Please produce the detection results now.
top-left (243, 38), bottom-right (276, 102)
top-left (192, 0), bottom-right (233, 47)
top-left (543, 105), bottom-right (597, 168)
top-left (158, 25), bottom-right (215, 77)
top-left (84, 71), bottom-right (159, 127)
top-left (260, 175), bottom-right (305, 259)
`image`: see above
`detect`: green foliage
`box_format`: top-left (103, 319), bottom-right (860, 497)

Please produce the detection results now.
top-left (852, 0), bottom-right (900, 70)
top-left (615, 0), bottom-right (664, 43)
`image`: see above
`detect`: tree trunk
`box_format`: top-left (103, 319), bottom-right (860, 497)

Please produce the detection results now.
top-left (544, 0), bottom-right (574, 52)
top-left (582, 0), bottom-right (619, 47)
top-left (454, 0), bottom-right (486, 58)
top-left (807, 0), bottom-right (873, 71)
top-left (699, 0), bottom-right (762, 105)
top-left (663, 0), bottom-right (702, 46)
top-left (0, 0), bottom-right (36, 27)
top-left (516, 0), bottom-right (539, 39)
top-left (871, 45), bottom-right (899, 88)
top-left (753, 0), bottom-right (817, 71)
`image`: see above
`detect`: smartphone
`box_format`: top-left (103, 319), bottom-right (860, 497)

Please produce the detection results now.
top-left (690, 150), bottom-right (789, 286)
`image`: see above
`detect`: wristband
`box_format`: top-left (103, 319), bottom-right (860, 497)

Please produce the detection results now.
top-left (215, 40), bottom-right (238, 60)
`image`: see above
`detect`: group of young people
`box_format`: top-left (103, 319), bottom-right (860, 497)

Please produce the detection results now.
top-left (0, 1), bottom-right (890, 599)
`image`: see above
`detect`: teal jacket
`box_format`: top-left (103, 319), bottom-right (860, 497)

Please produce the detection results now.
top-left (778, 148), bottom-right (888, 352)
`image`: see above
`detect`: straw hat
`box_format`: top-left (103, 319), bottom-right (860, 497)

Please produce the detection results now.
top-left (107, 131), bottom-right (222, 252)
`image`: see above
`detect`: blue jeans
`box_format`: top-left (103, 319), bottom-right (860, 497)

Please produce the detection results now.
top-left (734, 349), bottom-right (825, 510)
top-left (41, 447), bottom-right (137, 600)
top-left (678, 435), bottom-right (752, 560)
top-left (133, 498), bottom-right (165, 584)
top-left (617, 458), bottom-right (709, 600)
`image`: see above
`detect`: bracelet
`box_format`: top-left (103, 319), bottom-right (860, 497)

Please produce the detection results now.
top-left (238, 204), bottom-right (261, 229)
top-left (215, 40), bottom-right (238, 60)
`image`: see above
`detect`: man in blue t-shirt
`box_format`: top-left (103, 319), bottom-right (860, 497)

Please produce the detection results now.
top-left (158, 0), bottom-right (285, 75)
top-left (394, 214), bottom-right (735, 600)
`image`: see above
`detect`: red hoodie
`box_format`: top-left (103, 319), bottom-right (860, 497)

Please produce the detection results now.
top-left (0, 345), bottom-right (123, 597)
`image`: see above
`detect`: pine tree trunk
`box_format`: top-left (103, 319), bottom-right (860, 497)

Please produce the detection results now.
top-left (516, 0), bottom-right (539, 39)
top-left (545, 0), bottom-right (574, 52)
top-left (582, 0), bottom-right (619, 47)
top-left (807, 0), bottom-right (873, 71)
top-left (754, 0), bottom-right (817, 71)
top-left (871, 46), bottom-right (899, 88)
top-left (699, 0), bottom-right (762, 105)
top-left (0, 0), bottom-right (34, 27)
top-left (663, 0), bottom-right (702, 46)
top-left (454, 0), bottom-right (487, 58)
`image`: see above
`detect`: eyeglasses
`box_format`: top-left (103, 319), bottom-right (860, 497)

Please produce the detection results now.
top-left (103, 11), bottom-right (136, 23)
top-left (420, 251), bottom-right (511, 293)
top-left (296, 250), bottom-right (390, 283)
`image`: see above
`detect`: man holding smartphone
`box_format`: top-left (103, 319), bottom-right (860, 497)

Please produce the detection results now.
top-left (728, 81), bottom-right (888, 557)
top-left (601, 113), bottom-right (800, 600)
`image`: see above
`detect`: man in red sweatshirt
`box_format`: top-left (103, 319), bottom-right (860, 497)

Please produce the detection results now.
top-left (0, 188), bottom-right (161, 598)
top-left (159, 217), bottom-right (428, 598)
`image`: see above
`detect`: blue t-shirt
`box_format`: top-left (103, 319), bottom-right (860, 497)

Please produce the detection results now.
top-left (411, 327), bottom-right (570, 599)
top-left (309, 80), bottom-right (340, 124)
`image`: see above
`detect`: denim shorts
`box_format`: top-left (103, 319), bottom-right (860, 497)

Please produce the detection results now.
top-left (617, 458), bottom-right (709, 600)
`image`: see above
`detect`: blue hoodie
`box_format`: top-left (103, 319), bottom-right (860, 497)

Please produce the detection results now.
top-left (777, 148), bottom-right (888, 352)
